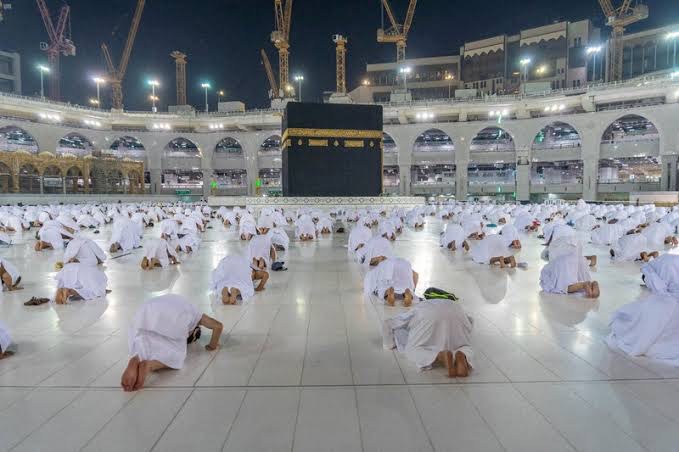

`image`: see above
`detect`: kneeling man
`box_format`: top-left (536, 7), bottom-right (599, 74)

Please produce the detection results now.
top-left (54, 262), bottom-right (109, 304)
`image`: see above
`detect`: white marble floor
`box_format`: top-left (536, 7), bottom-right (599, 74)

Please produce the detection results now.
top-left (1, 216), bottom-right (679, 452)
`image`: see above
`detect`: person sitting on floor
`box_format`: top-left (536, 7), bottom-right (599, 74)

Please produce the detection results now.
top-left (109, 216), bottom-right (142, 253)
top-left (0, 257), bottom-right (21, 291)
top-left (539, 244), bottom-right (599, 298)
top-left (439, 223), bottom-right (466, 251)
top-left (210, 255), bottom-right (269, 304)
top-left (34, 220), bottom-right (75, 251)
top-left (247, 234), bottom-right (275, 270)
top-left (121, 294), bottom-right (223, 391)
top-left (364, 256), bottom-right (419, 307)
top-left (610, 233), bottom-right (658, 262)
top-left (383, 297), bottom-right (473, 377)
top-left (54, 262), bottom-right (109, 304)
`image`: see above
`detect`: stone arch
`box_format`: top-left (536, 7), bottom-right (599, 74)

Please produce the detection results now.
top-left (215, 137), bottom-right (243, 155)
top-left (162, 138), bottom-right (202, 188)
top-left (110, 136), bottom-right (146, 160)
top-left (0, 161), bottom-right (12, 192)
top-left (18, 163), bottom-right (40, 193)
top-left (531, 121), bottom-right (581, 151)
top-left (0, 125), bottom-right (39, 153)
top-left (413, 128), bottom-right (455, 153)
top-left (259, 135), bottom-right (282, 153)
top-left (65, 166), bottom-right (84, 194)
top-left (600, 114), bottom-right (659, 144)
top-left (383, 132), bottom-right (398, 154)
top-left (163, 137), bottom-right (201, 157)
top-left (57, 132), bottom-right (95, 157)
top-left (470, 126), bottom-right (515, 152)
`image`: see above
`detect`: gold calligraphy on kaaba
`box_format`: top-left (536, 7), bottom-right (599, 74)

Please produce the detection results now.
top-left (282, 127), bottom-right (383, 143)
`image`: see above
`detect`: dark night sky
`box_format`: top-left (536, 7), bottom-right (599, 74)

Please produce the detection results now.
top-left (1, 0), bottom-right (677, 110)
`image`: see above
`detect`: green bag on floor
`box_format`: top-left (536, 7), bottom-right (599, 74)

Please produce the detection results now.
top-left (423, 287), bottom-right (459, 301)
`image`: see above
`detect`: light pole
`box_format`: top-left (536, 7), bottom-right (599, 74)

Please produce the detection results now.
top-left (399, 66), bottom-right (412, 91)
top-left (201, 82), bottom-right (211, 112)
top-left (92, 77), bottom-right (105, 107)
top-left (218, 90), bottom-right (224, 103)
top-left (667, 32), bottom-right (679, 70)
top-left (445, 73), bottom-right (454, 98)
top-left (147, 80), bottom-right (159, 112)
top-left (294, 75), bottom-right (304, 102)
top-left (37, 65), bottom-right (50, 99)
top-left (89, 98), bottom-right (100, 107)
top-left (520, 58), bottom-right (531, 83)
top-left (586, 46), bottom-right (602, 82)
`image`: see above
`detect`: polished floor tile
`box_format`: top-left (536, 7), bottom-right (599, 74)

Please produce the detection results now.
top-left (1, 213), bottom-right (679, 451)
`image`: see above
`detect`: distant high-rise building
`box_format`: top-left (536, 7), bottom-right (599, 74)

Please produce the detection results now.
top-left (0, 50), bottom-right (21, 94)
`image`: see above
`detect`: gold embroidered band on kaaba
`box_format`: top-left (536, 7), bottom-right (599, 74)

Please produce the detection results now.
top-left (282, 128), bottom-right (383, 150)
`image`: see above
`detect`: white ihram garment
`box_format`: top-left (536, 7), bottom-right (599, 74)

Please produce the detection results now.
top-left (383, 299), bottom-right (474, 370)
top-left (440, 224), bottom-right (464, 248)
top-left (539, 251), bottom-right (592, 294)
top-left (128, 294), bottom-right (202, 369)
top-left (358, 236), bottom-right (393, 266)
top-left (55, 263), bottom-right (108, 300)
top-left (210, 255), bottom-right (255, 301)
top-left (247, 235), bottom-right (273, 269)
top-left (364, 257), bottom-right (415, 300)
top-left (111, 218), bottom-right (141, 252)
top-left (470, 234), bottom-right (507, 265)
top-left (63, 237), bottom-right (107, 266)
top-left (608, 255), bottom-right (679, 366)
top-left (143, 238), bottom-right (178, 268)
top-left (611, 234), bottom-right (648, 261)
top-left (348, 225), bottom-right (372, 256)
top-left (0, 258), bottom-right (20, 286)
top-left (0, 320), bottom-right (12, 354)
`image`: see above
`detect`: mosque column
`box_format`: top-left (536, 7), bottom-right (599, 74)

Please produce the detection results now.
top-left (661, 154), bottom-right (678, 191)
top-left (202, 169), bottom-right (212, 199)
top-left (149, 168), bottom-right (161, 195)
top-left (515, 163), bottom-right (530, 202)
top-left (455, 160), bottom-right (469, 200)
top-left (399, 164), bottom-right (411, 196)
top-left (582, 159), bottom-right (598, 201)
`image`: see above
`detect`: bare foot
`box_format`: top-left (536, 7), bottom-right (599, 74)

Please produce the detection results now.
top-left (385, 289), bottom-right (396, 306)
top-left (134, 360), bottom-right (153, 391)
top-left (590, 281), bottom-right (600, 299)
top-left (403, 289), bottom-right (413, 307)
top-left (442, 350), bottom-right (455, 377)
top-left (454, 351), bottom-right (470, 377)
top-left (121, 357), bottom-right (140, 392)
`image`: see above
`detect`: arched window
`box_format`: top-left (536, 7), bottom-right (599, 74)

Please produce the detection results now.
top-left (18, 164), bottom-right (40, 193)
top-left (259, 135), bottom-right (282, 153)
top-left (601, 115), bottom-right (659, 144)
top-left (110, 136), bottom-right (146, 160)
top-left (163, 137), bottom-right (200, 158)
top-left (58, 133), bottom-right (94, 157)
top-left (215, 137), bottom-right (243, 155)
top-left (383, 132), bottom-right (398, 154)
top-left (43, 165), bottom-right (63, 194)
top-left (413, 129), bottom-right (454, 153)
top-left (532, 122), bottom-right (581, 150)
top-left (470, 127), bottom-right (514, 152)
top-left (0, 126), bottom-right (39, 153)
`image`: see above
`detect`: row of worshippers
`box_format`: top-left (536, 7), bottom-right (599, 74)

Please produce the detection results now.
top-left (347, 209), bottom-right (475, 379)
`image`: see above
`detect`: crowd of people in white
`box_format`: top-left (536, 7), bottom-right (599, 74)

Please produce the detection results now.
top-left (1, 198), bottom-right (679, 388)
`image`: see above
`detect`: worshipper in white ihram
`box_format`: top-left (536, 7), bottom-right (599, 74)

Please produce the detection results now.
top-left (141, 238), bottom-right (179, 270)
top-left (469, 234), bottom-right (516, 268)
top-left (364, 256), bottom-right (419, 306)
top-left (607, 254), bottom-right (679, 366)
top-left (35, 220), bottom-right (75, 251)
top-left (54, 262), bottom-right (109, 304)
top-left (348, 224), bottom-right (372, 260)
top-left (211, 255), bottom-right (269, 304)
top-left (268, 227), bottom-right (290, 251)
top-left (440, 223), bottom-right (466, 251)
top-left (609, 233), bottom-right (658, 262)
top-left (539, 243), bottom-right (600, 298)
top-left (358, 236), bottom-right (394, 266)
top-left (383, 298), bottom-right (473, 377)
top-left (247, 234), bottom-right (275, 270)
top-left (0, 321), bottom-right (15, 360)
top-left (62, 237), bottom-right (107, 266)
top-left (121, 294), bottom-right (223, 391)
top-left (109, 216), bottom-right (142, 253)
top-left (0, 257), bottom-right (21, 291)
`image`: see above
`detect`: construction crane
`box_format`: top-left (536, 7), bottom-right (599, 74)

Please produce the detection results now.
top-left (333, 35), bottom-right (348, 94)
top-left (377, 0), bottom-right (417, 63)
top-left (36, 0), bottom-right (75, 101)
top-left (260, 49), bottom-right (279, 100)
top-left (270, 0), bottom-right (293, 97)
top-left (101, 0), bottom-right (145, 110)
top-left (170, 51), bottom-right (187, 106)
top-left (598, 0), bottom-right (648, 82)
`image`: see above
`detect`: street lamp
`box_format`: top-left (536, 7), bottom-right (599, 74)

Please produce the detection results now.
top-left (667, 32), bottom-right (679, 70)
top-left (399, 66), bottom-right (412, 91)
top-left (37, 65), bottom-right (50, 98)
top-left (201, 82), bottom-right (211, 112)
top-left (362, 79), bottom-right (371, 86)
top-left (92, 77), bottom-right (105, 107)
top-left (294, 75), bottom-right (304, 102)
top-left (89, 98), bottom-right (100, 106)
top-left (218, 90), bottom-right (224, 103)
top-left (147, 80), bottom-right (160, 112)
top-left (519, 58), bottom-right (531, 82)
top-left (586, 46), bottom-right (602, 82)
top-left (445, 74), bottom-right (454, 99)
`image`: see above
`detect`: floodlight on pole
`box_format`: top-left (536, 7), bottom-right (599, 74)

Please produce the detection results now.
top-left (586, 46), bottom-right (602, 82)
top-left (201, 82), bottom-right (211, 112)
top-left (92, 76), bottom-right (105, 107)
top-left (37, 65), bottom-right (50, 99)
top-left (667, 32), bottom-right (679, 69)
top-left (147, 80), bottom-right (160, 112)
top-left (399, 66), bottom-right (412, 91)
top-left (519, 58), bottom-right (531, 82)
top-left (294, 75), bottom-right (304, 102)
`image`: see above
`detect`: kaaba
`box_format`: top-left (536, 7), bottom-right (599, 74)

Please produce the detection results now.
top-left (281, 102), bottom-right (383, 196)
